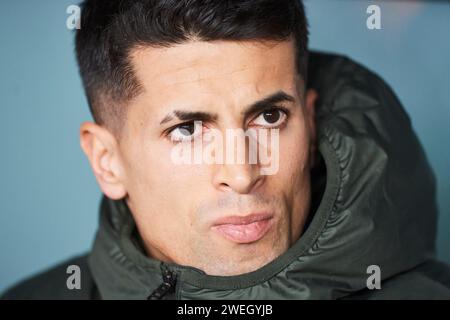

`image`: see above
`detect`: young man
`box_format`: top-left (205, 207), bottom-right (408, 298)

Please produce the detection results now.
top-left (3, 0), bottom-right (450, 299)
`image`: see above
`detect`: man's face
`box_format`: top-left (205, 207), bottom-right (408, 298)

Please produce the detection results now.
top-left (93, 39), bottom-right (316, 276)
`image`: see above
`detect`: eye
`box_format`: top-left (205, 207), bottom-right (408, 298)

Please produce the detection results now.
top-left (252, 107), bottom-right (288, 128)
top-left (168, 121), bottom-right (203, 142)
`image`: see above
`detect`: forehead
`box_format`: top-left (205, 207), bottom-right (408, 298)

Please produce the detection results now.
top-left (129, 39), bottom-right (300, 116)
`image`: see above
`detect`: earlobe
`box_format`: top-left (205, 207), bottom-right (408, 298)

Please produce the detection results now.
top-left (79, 122), bottom-right (127, 200)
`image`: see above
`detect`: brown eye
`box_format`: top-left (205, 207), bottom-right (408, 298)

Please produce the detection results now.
top-left (178, 123), bottom-right (195, 136)
top-left (263, 109), bottom-right (281, 124)
top-left (168, 121), bottom-right (203, 142)
top-left (253, 108), bottom-right (287, 128)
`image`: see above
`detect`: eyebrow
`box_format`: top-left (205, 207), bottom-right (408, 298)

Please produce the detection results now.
top-left (241, 90), bottom-right (295, 117)
top-left (159, 90), bottom-right (296, 125)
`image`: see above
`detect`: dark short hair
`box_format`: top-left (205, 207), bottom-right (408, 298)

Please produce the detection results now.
top-left (75, 0), bottom-right (309, 134)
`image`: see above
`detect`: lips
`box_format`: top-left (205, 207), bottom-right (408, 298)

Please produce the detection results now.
top-left (211, 213), bottom-right (273, 244)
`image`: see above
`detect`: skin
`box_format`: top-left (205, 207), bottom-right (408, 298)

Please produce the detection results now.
top-left (80, 38), bottom-right (318, 276)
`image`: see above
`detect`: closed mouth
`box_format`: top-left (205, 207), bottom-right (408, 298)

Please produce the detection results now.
top-left (211, 213), bottom-right (274, 244)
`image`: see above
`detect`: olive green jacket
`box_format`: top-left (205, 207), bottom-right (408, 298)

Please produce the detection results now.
top-left (3, 51), bottom-right (450, 300)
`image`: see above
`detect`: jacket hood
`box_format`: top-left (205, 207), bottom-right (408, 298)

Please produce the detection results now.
top-left (88, 51), bottom-right (438, 299)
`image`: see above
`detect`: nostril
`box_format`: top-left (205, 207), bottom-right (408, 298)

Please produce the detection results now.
top-left (220, 182), bottom-right (231, 189)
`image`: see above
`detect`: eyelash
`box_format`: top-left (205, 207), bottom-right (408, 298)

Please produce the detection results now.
top-left (165, 105), bottom-right (290, 142)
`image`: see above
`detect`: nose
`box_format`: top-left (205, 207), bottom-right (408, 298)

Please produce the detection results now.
top-left (213, 162), bottom-right (264, 194)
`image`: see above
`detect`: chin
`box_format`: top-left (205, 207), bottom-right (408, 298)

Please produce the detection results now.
top-left (203, 246), bottom-right (285, 276)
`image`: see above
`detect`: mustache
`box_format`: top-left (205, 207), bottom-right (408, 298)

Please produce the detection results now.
top-left (196, 193), bottom-right (283, 218)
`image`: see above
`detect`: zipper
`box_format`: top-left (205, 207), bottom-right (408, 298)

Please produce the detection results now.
top-left (147, 263), bottom-right (178, 300)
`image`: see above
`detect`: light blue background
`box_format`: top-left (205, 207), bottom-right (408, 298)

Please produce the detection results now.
top-left (1, 0), bottom-right (449, 293)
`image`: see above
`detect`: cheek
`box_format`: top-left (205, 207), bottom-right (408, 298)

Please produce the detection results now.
top-left (126, 140), bottom-right (210, 215)
top-left (276, 121), bottom-right (311, 185)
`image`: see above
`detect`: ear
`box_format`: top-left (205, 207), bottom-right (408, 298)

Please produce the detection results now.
top-left (79, 122), bottom-right (127, 200)
top-left (305, 89), bottom-right (318, 169)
